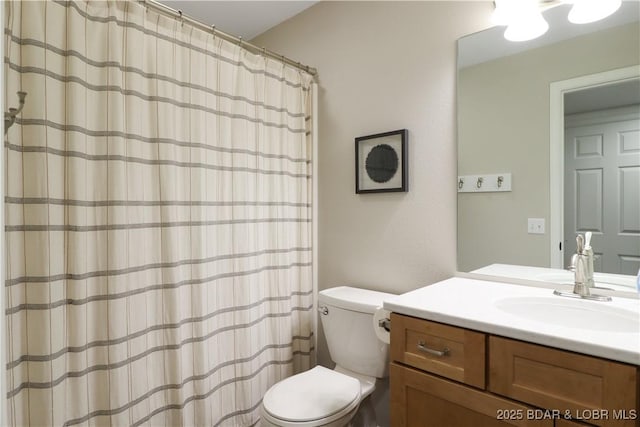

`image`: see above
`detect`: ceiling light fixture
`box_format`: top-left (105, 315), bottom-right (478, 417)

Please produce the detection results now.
top-left (492, 0), bottom-right (514, 25)
top-left (504, 1), bottom-right (550, 41)
top-left (568, 0), bottom-right (622, 24)
top-left (493, 0), bottom-right (623, 42)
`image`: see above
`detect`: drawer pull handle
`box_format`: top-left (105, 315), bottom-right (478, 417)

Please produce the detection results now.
top-left (417, 340), bottom-right (450, 357)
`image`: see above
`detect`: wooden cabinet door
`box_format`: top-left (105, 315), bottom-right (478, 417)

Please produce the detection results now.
top-left (391, 363), bottom-right (553, 427)
top-left (489, 336), bottom-right (638, 427)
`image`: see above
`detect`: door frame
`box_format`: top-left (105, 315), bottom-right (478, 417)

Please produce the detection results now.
top-left (549, 65), bottom-right (640, 268)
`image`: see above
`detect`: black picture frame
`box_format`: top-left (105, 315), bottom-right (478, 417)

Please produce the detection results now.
top-left (355, 129), bottom-right (408, 194)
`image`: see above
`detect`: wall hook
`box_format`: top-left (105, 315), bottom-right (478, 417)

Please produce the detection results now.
top-left (4, 91), bottom-right (27, 135)
top-left (458, 173), bottom-right (511, 193)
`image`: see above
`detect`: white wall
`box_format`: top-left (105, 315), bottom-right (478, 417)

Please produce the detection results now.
top-left (254, 2), bottom-right (492, 425)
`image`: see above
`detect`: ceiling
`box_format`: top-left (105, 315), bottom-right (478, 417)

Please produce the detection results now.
top-left (158, 1), bottom-right (319, 40)
top-left (565, 78), bottom-right (640, 115)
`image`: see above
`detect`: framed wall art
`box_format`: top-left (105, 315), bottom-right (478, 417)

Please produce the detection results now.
top-left (355, 129), bottom-right (408, 194)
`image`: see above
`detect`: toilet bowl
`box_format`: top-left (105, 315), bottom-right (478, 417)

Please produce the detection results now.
top-left (260, 366), bottom-right (361, 427)
top-left (260, 286), bottom-right (395, 427)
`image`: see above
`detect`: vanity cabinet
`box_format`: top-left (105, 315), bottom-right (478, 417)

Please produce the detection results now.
top-left (390, 313), bottom-right (639, 427)
top-left (390, 363), bottom-right (552, 427)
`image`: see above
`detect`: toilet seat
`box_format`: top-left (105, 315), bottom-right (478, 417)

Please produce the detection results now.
top-left (262, 366), bottom-right (361, 426)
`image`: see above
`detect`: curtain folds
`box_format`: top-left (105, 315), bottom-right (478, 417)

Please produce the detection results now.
top-left (4, 1), bottom-right (314, 425)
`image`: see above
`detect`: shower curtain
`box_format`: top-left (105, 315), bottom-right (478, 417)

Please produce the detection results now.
top-left (4, 1), bottom-right (314, 425)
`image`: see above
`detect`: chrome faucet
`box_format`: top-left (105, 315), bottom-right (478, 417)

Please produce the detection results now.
top-left (572, 235), bottom-right (591, 296)
top-left (582, 232), bottom-right (596, 289)
top-left (554, 233), bottom-right (611, 302)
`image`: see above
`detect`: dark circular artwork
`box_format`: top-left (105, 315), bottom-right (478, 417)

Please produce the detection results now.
top-left (365, 144), bottom-right (398, 183)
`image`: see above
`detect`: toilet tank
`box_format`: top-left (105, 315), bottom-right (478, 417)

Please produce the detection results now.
top-left (319, 286), bottom-right (396, 378)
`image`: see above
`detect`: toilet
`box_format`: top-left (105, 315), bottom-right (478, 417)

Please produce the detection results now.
top-left (261, 286), bottom-right (395, 427)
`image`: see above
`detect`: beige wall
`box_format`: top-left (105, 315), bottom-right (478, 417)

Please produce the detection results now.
top-left (457, 23), bottom-right (640, 272)
top-left (254, 1), bottom-right (492, 294)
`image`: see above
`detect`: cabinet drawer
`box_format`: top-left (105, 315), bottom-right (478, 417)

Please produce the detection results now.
top-left (390, 363), bottom-right (553, 427)
top-left (489, 336), bottom-right (639, 427)
top-left (390, 313), bottom-right (486, 389)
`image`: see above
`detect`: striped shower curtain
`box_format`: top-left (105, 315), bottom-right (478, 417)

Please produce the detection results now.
top-left (4, 1), bottom-right (314, 425)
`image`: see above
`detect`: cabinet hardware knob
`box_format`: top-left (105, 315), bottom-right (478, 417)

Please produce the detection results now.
top-left (417, 340), bottom-right (450, 357)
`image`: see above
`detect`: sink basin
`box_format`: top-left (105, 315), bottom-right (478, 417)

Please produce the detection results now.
top-left (494, 296), bottom-right (640, 333)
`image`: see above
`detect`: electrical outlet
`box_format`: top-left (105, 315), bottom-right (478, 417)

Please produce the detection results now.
top-left (528, 218), bottom-right (545, 234)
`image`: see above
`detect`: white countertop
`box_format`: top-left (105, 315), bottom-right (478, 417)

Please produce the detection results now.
top-left (383, 277), bottom-right (640, 365)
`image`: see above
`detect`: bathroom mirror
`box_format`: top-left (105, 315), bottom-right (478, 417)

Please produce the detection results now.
top-left (457, 2), bottom-right (640, 292)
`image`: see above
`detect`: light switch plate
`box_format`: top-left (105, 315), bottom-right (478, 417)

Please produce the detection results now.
top-left (528, 218), bottom-right (545, 234)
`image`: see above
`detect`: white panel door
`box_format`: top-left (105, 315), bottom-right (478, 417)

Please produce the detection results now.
top-left (565, 111), bottom-right (640, 274)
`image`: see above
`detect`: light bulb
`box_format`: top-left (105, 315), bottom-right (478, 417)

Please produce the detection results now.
top-left (492, 0), bottom-right (513, 25)
top-left (568, 0), bottom-right (622, 24)
top-left (504, 4), bottom-right (549, 42)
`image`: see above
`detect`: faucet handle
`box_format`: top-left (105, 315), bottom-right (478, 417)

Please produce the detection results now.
top-left (576, 234), bottom-right (584, 254)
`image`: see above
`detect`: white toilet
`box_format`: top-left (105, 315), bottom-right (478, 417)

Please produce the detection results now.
top-left (261, 286), bottom-right (395, 427)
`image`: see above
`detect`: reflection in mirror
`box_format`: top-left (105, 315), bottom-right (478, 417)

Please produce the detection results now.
top-left (457, 3), bottom-right (640, 292)
top-left (563, 78), bottom-right (640, 274)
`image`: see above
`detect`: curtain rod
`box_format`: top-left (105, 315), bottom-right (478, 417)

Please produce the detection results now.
top-left (138, 0), bottom-right (318, 77)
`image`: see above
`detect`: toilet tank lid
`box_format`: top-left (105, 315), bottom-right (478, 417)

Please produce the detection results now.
top-left (319, 286), bottom-right (396, 314)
